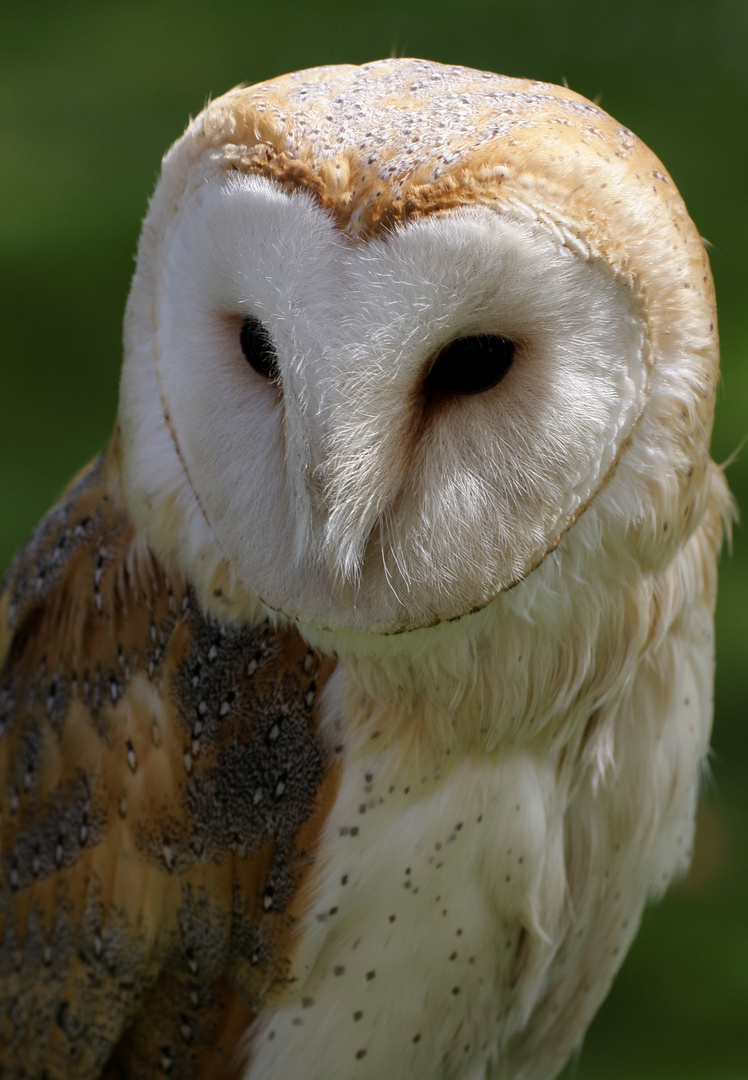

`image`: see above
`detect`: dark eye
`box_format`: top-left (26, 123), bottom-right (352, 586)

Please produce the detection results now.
top-left (240, 317), bottom-right (279, 380)
top-left (425, 334), bottom-right (515, 396)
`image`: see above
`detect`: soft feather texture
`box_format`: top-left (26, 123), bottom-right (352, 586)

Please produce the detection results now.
top-left (120, 60), bottom-right (719, 637)
top-left (116, 59), bottom-right (730, 1079)
top-left (1, 58), bottom-right (731, 1080)
top-left (124, 177), bottom-right (649, 632)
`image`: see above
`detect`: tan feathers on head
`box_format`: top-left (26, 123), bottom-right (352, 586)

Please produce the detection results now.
top-left (119, 59), bottom-right (719, 638)
top-left (1, 59), bottom-right (730, 1080)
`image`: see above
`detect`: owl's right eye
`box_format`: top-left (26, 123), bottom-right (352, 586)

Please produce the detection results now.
top-left (240, 317), bottom-right (279, 380)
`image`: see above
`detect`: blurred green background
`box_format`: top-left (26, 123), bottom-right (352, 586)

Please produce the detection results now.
top-left (1, 1), bottom-right (745, 1076)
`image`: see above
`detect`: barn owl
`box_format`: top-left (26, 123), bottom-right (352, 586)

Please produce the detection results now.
top-left (0, 58), bottom-right (731, 1080)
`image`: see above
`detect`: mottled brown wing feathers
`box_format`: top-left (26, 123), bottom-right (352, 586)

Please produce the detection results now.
top-left (0, 451), bottom-right (337, 1078)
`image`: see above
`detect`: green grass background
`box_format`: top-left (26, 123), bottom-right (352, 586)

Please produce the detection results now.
top-left (1, 1), bottom-right (746, 1075)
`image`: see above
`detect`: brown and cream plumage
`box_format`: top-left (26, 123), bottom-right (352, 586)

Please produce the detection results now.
top-left (0, 450), bottom-right (337, 1076)
top-left (0, 59), bottom-right (730, 1080)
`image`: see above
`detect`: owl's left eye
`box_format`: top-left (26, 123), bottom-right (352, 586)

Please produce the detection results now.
top-left (240, 317), bottom-right (279, 380)
top-left (425, 334), bottom-right (515, 396)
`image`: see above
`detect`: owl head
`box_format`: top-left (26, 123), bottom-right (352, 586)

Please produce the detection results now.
top-left (117, 59), bottom-right (718, 642)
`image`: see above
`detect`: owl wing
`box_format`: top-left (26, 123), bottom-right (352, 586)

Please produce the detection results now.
top-left (0, 449), bottom-right (337, 1079)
